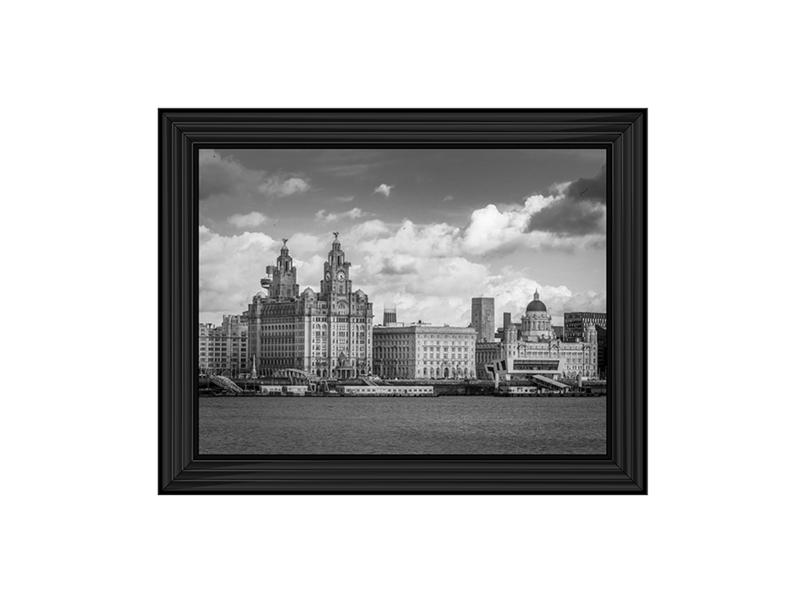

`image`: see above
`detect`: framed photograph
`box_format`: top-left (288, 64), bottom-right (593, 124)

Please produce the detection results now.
top-left (159, 109), bottom-right (646, 493)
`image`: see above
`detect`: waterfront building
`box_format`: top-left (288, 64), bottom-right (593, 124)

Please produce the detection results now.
top-left (470, 297), bottom-right (495, 342)
top-left (595, 325), bottom-right (607, 379)
top-left (372, 323), bottom-right (477, 379)
top-left (198, 315), bottom-right (249, 376)
top-left (487, 290), bottom-right (599, 382)
top-left (564, 311), bottom-right (606, 342)
top-left (243, 234), bottom-right (373, 379)
top-left (475, 341), bottom-right (502, 378)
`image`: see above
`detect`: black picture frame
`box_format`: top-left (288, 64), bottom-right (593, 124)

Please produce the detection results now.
top-left (159, 109), bottom-right (647, 494)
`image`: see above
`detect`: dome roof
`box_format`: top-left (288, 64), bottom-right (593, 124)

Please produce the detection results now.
top-left (526, 299), bottom-right (547, 312)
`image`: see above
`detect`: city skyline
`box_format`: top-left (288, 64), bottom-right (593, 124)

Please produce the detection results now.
top-left (199, 149), bottom-right (607, 328)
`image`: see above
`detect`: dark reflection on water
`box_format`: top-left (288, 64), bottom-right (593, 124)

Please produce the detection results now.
top-left (199, 395), bottom-right (606, 455)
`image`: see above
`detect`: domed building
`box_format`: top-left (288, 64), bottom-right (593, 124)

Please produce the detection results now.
top-left (485, 288), bottom-right (599, 384)
top-left (243, 234), bottom-right (373, 379)
top-left (521, 290), bottom-right (554, 341)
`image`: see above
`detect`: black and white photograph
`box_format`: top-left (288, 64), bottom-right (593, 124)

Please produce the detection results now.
top-left (198, 148), bottom-right (608, 455)
top-left (9, 1), bottom-right (804, 601)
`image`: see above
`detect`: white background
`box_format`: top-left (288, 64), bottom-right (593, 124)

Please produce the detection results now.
top-left (3, 2), bottom-right (802, 602)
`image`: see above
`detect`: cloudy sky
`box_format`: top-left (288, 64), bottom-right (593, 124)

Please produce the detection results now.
top-left (199, 149), bottom-right (606, 328)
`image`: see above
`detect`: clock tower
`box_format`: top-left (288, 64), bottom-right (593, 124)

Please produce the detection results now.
top-left (246, 232), bottom-right (372, 380)
top-left (262, 238), bottom-right (299, 300)
top-left (321, 232), bottom-right (352, 295)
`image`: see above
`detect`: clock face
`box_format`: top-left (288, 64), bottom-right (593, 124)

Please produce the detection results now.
top-left (336, 271), bottom-right (346, 282)
top-left (324, 272), bottom-right (331, 281)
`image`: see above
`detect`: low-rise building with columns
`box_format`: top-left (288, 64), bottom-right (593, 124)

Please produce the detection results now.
top-left (372, 323), bottom-right (477, 380)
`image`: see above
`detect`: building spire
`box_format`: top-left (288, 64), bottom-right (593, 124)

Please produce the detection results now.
top-left (533, 288), bottom-right (540, 300)
top-left (265, 238), bottom-right (298, 299)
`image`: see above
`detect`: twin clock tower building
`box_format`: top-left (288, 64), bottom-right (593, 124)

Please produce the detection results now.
top-left (244, 233), bottom-right (373, 379)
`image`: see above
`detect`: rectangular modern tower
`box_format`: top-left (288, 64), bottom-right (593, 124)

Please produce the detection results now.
top-left (383, 304), bottom-right (397, 326)
top-left (470, 297), bottom-right (495, 343)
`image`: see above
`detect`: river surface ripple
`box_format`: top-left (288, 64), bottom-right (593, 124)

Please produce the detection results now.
top-left (199, 395), bottom-right (606, 455)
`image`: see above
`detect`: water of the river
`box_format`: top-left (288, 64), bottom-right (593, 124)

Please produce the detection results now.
top-left (199, 395), bottom-right (606, 455)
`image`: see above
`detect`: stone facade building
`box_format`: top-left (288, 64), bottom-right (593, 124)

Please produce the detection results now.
top-left (486, 290), bottom-right (599, 381)
top-left (373, 324), bottom-right (477, 380)
top-left (243, 235), bottom-right (373, 379)
top-left (564, 312), bottom-right (606, 342)
top-left (198, 315), bottom-right (249, 376)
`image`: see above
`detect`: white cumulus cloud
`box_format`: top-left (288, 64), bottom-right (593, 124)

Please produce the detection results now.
top-left (199, 227), bottom-right (278, 325)
top-left (199, 214), bottom-right (606, 329)
top-left (315, 208), bottom-right (369, 223)
top-left (461, 194), bottom-right (605, 256)
top-left (258, 175), bottom-right (311, 198)
top-left (332, 219), bottom-right (605, 328)
top-left (227, 212), bottom-right (268, 228)
top-left (374, 183), bottom-right (394, 197)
